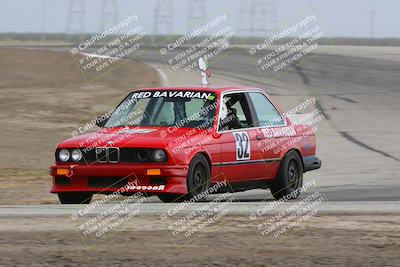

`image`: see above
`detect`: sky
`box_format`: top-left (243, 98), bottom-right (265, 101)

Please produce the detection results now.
top-left (0, 0), bottom-right (398, 38)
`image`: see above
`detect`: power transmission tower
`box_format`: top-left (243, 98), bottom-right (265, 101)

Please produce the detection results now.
top-left (153, 0), bottom-right (174, 35)
top-left (41, 0), bottom-right (47, 41)
top-left (237, 0), bottom-right (278, 37)
top-left (187, 0), bottom-right (206, 33)
top-left (66, 0), bottom-right (85, 39)
top-left (370, 10), bottom-right (376, 38)
top-left (101, 0), bottom-right (119, 32)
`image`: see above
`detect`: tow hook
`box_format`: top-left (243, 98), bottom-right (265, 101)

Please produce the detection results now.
top-left (66, 165), bottom-right (76, 177)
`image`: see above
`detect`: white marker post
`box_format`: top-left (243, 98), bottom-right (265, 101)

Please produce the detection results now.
top-left (198, 56), bottom-right (211, 85)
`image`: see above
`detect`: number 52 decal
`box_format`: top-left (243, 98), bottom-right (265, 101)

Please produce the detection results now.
top-left (233, 132), bottom-right (250, 160)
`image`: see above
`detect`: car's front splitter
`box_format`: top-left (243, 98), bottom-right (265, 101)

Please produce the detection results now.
top-left (50, 163), bottom-right (189, 195)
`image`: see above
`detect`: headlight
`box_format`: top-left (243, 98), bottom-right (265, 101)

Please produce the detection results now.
top-left (58, 149), bottom-right (70, 162)
top-left (137, 150), bottom-right (149, 162)
top-left (153, 149), bottom-right (167, 162)
top-left (71, 149), bottom-right (83, 162)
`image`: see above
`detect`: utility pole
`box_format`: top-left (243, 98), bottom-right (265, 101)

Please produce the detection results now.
top-left (101, 0), bottom-right (119, 32)
top-left (370, 10), bottom-right (376, 38)
top-left (237, 0), bottom-right (278, 37)
top-left (187, 0), bottom-right (207, 33)
top-left (41, 0), bottom-right (46, 41)
top-left (66, 0), bottom-right (85, 40)
top-left (153, 0), bottom-right (174, 35)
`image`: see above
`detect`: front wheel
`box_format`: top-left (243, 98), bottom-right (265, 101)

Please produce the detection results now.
top-left (270, 151), bottom-right (303, 200)
top-left (157, 154), bottom-right (211, 203)
top-left (58, 192), bottom-right (93, 204)
top-left (185, 154), bottom-right (211, 201)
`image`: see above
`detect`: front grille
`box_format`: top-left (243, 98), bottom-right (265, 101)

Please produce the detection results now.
top-left (87, 177), bottom-right (128, 188)
top-left (95, 147), bottom-right (107, 163)
top-left (56, 148), bottom-right (167, 164)
top-left (82, 149), bottom-right (97, 163)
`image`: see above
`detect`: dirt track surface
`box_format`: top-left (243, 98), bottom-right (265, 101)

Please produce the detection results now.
top-left (0, 48), bottom-right (159, 204)
top-left (0, 215), bottom-right (399, 267)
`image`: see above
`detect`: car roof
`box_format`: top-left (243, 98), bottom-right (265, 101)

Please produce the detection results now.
top-left (137, 85), bottom-right (262, 93)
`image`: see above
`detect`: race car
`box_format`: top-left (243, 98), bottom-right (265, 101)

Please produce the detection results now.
top-left (50, 85), bottom-right (321, 204)
top-left (50, 58), bottom-right (321, 204)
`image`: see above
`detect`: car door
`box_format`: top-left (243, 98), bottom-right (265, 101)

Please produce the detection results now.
top-left (217, 92), bottom-right (265, 182)
top-left (247, 91), bottom-right (288, 179)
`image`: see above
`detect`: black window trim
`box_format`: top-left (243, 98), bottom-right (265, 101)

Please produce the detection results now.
top-left (217, 89), bottom-right (287, 133)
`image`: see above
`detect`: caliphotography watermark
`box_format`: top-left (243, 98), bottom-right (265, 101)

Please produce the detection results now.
top-left (69, 96), bottom-right (150, 155)
top-left (151, 92), bottom-right (220, 165)
top-left (159, 178), bottom-right (237, 242)
top-left (249, 179), bottom-right (325, 239)
top-left (70, 15), bottom-right (145, 80)
top-left (249, 96), bottom-right (325, 159)
top-left (71, 180), bottom-right (146, 243)
top-left (159, 14), bottom-right (234, 71)
top-left (249, 14), bottom-right (325, 72)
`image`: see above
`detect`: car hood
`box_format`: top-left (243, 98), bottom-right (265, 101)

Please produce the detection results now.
top-left (58, 126), bottom-right (212, 149)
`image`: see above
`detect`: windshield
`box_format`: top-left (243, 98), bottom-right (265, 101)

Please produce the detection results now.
top-left (104, 90), bottom-right (218, 129)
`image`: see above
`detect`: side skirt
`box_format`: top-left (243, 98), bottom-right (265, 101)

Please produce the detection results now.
top-left (212, 179), bottom-right (273, 193)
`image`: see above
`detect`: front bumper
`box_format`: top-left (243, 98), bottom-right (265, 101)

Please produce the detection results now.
top-left (303, 156), bottom-right (321, 172)
top-left (50, 163), bottom-right (189, 195)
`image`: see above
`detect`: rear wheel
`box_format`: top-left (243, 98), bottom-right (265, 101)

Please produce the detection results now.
top-left (270, 151), bottom-right (303, 200)
top-left (58, 192), bottom-right (93, 204)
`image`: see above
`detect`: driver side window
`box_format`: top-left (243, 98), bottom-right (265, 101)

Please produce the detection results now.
top-left (219, 93), bottom-right (253, 131)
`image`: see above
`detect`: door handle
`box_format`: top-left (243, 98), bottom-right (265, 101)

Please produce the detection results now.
top-left (256, 135), bottom-right (263, 140)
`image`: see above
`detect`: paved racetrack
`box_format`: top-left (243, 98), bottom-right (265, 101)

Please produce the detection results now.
top-left (130, 46), bottom-right (400, 202)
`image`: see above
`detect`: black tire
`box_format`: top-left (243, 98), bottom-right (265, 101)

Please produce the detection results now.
top-left (158, 154), bottom-right (211, 203)
top-left (270, 151), bottom-right (303, 200)
top-left (58, 192), bottom-right (93, 204)
top-left (186, 154), bottom-right (211, 201)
